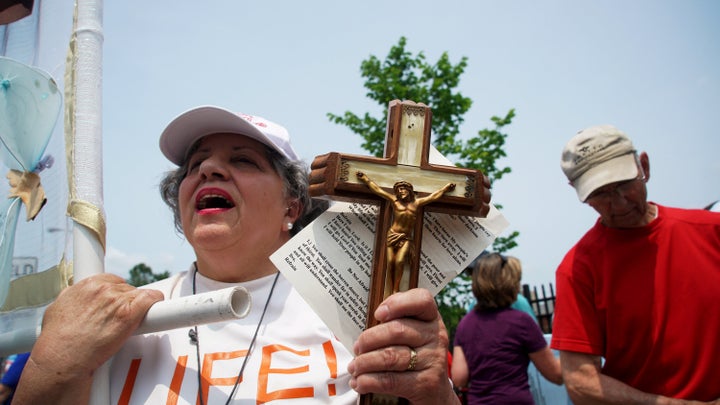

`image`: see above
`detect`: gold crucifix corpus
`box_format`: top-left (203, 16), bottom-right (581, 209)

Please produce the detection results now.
top-left (309, 100), bottom-right (490, 405)
top-left (355, 172), bottom-right (456, 296)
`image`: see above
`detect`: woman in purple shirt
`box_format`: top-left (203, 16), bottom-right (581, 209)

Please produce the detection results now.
top-left (452, 253), bottom-right (562, 405)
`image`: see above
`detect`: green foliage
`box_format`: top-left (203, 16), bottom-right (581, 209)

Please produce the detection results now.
top-left (328, 36), bottom-right (519, 341)
top-left (127, 263), bottom-right (170, 287)
top-left (328, 37), bottom-right (472, 159)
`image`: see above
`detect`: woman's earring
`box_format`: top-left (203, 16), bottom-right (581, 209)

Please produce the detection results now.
top-left (287, 222), bottom-right (294, 230)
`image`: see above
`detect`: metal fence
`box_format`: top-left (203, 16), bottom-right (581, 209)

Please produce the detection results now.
top-left (522, 283), bottom-right (556, 334)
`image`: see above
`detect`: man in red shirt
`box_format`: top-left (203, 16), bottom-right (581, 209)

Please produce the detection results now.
top-left (551, 125), bottom-right (720, 404)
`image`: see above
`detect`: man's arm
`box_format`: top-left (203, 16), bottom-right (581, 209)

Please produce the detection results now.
top-left (560, 351), bottom-right (718, 405)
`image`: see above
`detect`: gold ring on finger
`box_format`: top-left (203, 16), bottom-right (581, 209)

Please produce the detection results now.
top-left (406, 347), bottom-right (417, 371)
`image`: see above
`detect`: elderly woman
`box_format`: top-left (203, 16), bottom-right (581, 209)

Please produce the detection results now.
top-left (15, 106), bottom-right (459, 404)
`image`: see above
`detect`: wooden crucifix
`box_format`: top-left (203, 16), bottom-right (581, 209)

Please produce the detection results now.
top-left (309, 100), bottom-right (490, 405)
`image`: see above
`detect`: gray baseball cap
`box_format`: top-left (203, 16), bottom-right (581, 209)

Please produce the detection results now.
top-left (561, 125), bottom-right (639, 201)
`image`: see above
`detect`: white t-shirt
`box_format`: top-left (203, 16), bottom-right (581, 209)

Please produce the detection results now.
top-left (110, 269), bottom-right (357, 404)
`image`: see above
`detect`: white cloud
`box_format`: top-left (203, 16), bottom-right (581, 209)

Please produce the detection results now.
top-left (105, 246), bottom-right (149, 279)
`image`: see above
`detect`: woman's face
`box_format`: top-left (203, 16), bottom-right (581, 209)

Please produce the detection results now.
top-left (178, 133), bottom-right (293, 259)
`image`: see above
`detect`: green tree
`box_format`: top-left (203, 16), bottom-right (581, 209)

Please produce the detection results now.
top-left (127, 263), bottom-right (170, 287)
top-left (328, 36), bottom-right (518, 341)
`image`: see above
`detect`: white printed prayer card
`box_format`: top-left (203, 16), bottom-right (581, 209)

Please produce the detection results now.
top-left (272, 192), bottom-right (508, 352)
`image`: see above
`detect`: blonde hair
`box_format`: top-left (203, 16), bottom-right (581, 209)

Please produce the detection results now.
top-left (471, 253), bottom-right (522, 311)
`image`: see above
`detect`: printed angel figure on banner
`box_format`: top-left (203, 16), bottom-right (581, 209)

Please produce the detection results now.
top-left (0, 56), bottom-right (62, 307)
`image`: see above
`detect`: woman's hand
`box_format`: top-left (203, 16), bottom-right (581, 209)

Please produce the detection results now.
top-left (348, 288), bottom-right (459, 405)
top-left (15, 274), bottom-right (163, 404)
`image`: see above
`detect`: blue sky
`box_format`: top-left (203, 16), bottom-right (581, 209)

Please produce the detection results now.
top-left (100, 1), bottom-right (719, 288)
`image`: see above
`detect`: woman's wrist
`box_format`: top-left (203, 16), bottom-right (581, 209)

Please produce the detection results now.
top-left (14, 354), bottom-right (93, 405)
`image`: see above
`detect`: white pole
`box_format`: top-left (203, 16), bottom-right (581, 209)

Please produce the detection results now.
top-left (73, 0), bottom-right (104, 277)
top-left (74, 0), bottom-right (105, 403)
top-left (74, 226), bottom-right (108, 405)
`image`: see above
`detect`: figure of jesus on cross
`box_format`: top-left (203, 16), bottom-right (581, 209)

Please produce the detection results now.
top-left (356, 172), bottom-right (455, 296)
top-left (309, 99), bottom-right (491, 404)
top-left (309, 99), bottom-right (490, 330)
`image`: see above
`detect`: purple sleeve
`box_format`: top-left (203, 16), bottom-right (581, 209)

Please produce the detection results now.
top-left (453, 316), bottom-right (466, 347)
top-left (522, 313), bottom-right (548, 354)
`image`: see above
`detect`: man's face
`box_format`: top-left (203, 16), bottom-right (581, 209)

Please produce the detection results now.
top-left (585, 169), bottom-right (650, 228)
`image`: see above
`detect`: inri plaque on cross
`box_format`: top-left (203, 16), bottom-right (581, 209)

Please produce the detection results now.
top-left (309, 100), bottom-right (490, 404)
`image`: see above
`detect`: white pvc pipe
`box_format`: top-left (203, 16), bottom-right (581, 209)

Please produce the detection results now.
top-left (0, 286), bottom-right (252, 357)
top-left (75, 225), bottom-right (108, 405)
top-left (134, 286), bottom-right (251, 335)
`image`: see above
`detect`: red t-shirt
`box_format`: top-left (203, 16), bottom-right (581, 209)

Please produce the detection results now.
top-left (551, 204), bottom-right (720, 400)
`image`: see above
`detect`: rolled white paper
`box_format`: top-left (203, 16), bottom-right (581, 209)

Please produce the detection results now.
top-left (134, 286), bottom-right (252, 335)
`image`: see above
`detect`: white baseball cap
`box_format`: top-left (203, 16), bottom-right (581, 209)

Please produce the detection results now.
top-left (561, 125), bottom-right (639, 202)
top-left (159, 105), bottom-right (299, 166)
